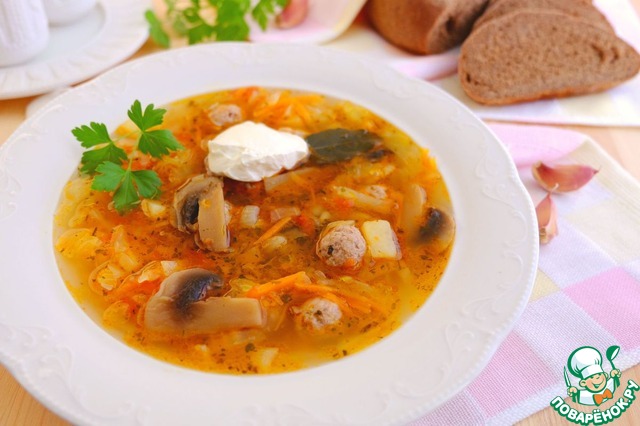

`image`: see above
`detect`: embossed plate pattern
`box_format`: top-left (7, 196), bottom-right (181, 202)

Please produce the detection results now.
top-left (0, 0), bottom-right (149, 100)
top-left (0, 44), bottom-right (538, 425)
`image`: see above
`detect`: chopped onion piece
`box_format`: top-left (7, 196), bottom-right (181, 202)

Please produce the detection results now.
top-left (270, 206), bottom-right (301, 222)
top-left (263, 167), bottom-right (318, 194)
top-left (240, 205), bottom-right (260, 228)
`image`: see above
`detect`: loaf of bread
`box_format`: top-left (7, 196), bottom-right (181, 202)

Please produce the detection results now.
top-left (473, 0), bottom-right (613, 32)
top-left (366, 0), bottom-right (489, 55)
top-left (459, 10), bottom-right (640, 105)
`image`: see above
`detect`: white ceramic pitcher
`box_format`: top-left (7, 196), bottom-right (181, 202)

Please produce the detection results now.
top-left (42, 0), bottom-right (97, 26)
top-left (0, 0), bottom-right (50, 67)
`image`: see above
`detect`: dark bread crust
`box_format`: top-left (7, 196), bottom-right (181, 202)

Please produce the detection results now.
top-left (459, 10), bottom-right (640, 105)
top-left (473, 0), bottom-right (613, 32)
top-left (486, 0), bottom-right (592, 6)
top-left (366, 0), bottom-right (489, 54)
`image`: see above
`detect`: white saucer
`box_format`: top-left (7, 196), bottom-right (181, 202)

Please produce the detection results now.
top-left (0, 0), bottom-right (149, 100)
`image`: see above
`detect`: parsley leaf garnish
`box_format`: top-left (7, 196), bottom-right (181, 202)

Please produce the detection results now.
top-left (133, 169), bottom-right (163, 199)
top-left (144, 10), bottom-right (170, 48)
top-left (93, 161), bottom-right (162, 214)
top-left (145, 0), bottom-right (290, 47)
top-left (139, 129), bottom-right (184, 157)
top-left (79, 143), bottom-right (128, 174)
top-left (252, 0), bottom-right (288, 31)
top-left (113, 170), bottom-right (139, 213)
top-left (187, 23), bottom-right (216, 45)
top-left (127, 100), bottom-right (165, 131)
top-left (72, 122), bottom-right (127, 173)
top-left (72, 122), bottom-right (113, 147)
top-left (92, 161), bottom-right (127, 192)
top-left (215, 0), bottom-right (251, 41)
top-left (127, 100), bottom-right (184, 158)
top-left (72, 100), bottom-right (182, 214)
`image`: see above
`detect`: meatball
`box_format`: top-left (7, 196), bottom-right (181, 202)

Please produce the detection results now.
top-left (208, 104), bottom-right (243, 126)
top-left (316, 221), bottom-right (366, 268)
top-left (293, 297), bottom-right (342, 331)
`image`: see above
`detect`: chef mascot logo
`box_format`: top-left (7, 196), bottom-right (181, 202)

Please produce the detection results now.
top-left (550, 345), bottom-right (640, 425)
top-left (566, 346), bottom-right (620, 406)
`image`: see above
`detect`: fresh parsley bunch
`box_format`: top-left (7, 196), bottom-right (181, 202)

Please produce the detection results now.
top-left (72, 100), bottom-right (184, 214)
top-left (145, 0), bottom-right (289, 48)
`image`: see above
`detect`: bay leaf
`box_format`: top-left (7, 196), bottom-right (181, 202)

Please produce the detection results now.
top-left (305, 128), bottom-right (378, 164)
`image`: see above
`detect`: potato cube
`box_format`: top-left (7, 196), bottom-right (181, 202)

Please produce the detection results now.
top-left (361, 220), bottom-right (401, 259)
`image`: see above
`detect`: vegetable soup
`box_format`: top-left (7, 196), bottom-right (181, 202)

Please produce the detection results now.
top-left (54, 87), bottom-right (455, 374)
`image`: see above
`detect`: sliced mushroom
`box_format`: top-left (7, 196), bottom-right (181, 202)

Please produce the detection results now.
top-left (400, 184), bottom-right (455, 254)
top-left (171, 175), bottom-right (229, 251)
top-left (418, 207), bottom-right (455, 254)
top-left (399, 183), bottom-right (427, 238)
top-left (145, 268), bottom-right (264, 334)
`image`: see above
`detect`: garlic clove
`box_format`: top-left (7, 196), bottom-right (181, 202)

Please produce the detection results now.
top-left (536, 193), bottom-right (558, 244)
top-left (532, 161), bottom-right (598, 193)
top-left (276, 0), bottom-right (308, 29)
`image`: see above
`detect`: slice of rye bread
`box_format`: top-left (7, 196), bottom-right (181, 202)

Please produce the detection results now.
top-left (459, 10), bottom-right (640, 106)
top-left (486, 0), bottom-right (592, 6)
top-left (366, 0), bottom-right (489, 55)
top-left (472, 0), bottom-right (613, 32)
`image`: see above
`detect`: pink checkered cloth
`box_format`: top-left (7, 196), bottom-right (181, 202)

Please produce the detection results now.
top-left (411, 123), bottom-right (640, 425)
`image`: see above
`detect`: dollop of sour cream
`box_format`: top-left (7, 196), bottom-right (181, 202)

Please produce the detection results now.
top-left (206, 121), bottom-right (310, 182)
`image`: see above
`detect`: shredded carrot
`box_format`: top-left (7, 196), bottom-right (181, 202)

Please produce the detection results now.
top-left (247, 281), bottom-right (330, 299)
top-left (107, 279), bottom-right (159, 302)
top-left (245, 271), bottom-right (310, 298)
top-left (245, 271), bottom-right (384, 315)
top-left (293, 103), bottom-right (312, 127)
top-left (336, 292), bottom-right (374, 314)
top-left (246, 281), bottom-right (297, 298)
top-left (332, 196), bottom-right (355, 212)
top-left (322, 292), bottom-right (352, 314)
top-left (253, 216), bottom-right (291, 246)
top-left (322, 285), bottom-right (385, 314)
top-left (193, 123), bottom-right (202, 143)
top-left (233, 86), bottom-right (258, 103)
top-left (291, 214), bottom-right (316, 236)
top-left (292, 283), bottom-right (337, 294)
top-left (343, 258), bottom-right (357, 269)
top-left (297, 94), bottom-right (323, 104)
top-left (253, 104), bottom-right (288, 121)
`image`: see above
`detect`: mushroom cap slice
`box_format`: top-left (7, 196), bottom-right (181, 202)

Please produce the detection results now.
top-left (144, 268), bottom-right (264, 334)
top-left (195, 183), bottom-right (229, 252)
top-left (171, 175), bottom-right (230, 251)
top-left (399, 183), bottom-right (427, 238)
top-left (418, 207), bottom-right (455, 254)
top-left (171, 175), bottom-right (210, 232)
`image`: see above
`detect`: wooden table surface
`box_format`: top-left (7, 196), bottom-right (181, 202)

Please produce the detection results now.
top-left (2, 2), bottom-right (640, 425)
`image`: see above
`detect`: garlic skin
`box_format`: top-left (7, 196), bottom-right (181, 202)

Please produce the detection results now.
top-left (532, 161), bottom-right (598, 193)
top-left (536, 193), bottom-right (558, 244)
